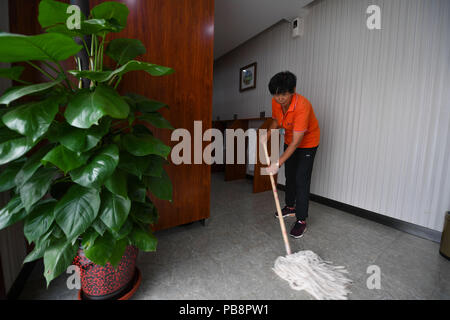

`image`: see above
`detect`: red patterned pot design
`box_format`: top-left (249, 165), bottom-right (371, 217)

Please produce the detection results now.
top-left (73, 245), bottom-right (138, 299)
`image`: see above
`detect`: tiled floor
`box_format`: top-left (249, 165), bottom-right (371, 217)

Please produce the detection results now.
top-left (19, 172), bottom-right (450, 300)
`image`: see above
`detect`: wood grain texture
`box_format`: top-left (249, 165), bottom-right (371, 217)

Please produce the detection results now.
top-left (211, 120), bottom-right (226, 173)
top-left (224, 120), bottom-right (248, 181)
top-left (91, 0), bottom-right (215, 231)
top-left (253, 118), bottom-right (276, 193)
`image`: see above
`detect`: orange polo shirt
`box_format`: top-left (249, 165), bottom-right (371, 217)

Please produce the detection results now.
top-left (272, 93), bottom-right (320, 148)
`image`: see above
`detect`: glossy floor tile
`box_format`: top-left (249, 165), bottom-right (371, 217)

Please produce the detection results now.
top-left (19, 172), bottom-right (449, 300)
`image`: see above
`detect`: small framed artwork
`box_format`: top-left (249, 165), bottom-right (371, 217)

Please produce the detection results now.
top-left (239, 62), bottom-right (257, 92)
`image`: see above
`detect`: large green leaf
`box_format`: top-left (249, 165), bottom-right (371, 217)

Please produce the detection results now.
top-left (23, 199), bottom-right (56, 243)
top-left (122, 133), bottom-right (171, 159)
top-left (0, 195), bottom-right (28, 231)
top-left (51, 223), bottom-right (65, 239)
top-left (80, 228), bottom-right (100, 251)
top-left (138, 112), bottom-right (174, 130)
top-left (108, 237), bottom-right (128, 268)
top-left (91, 217), bottom-right (107, 236)
top-left (65, 85), bottom-right (129, 129)
top-left (84, 231), bottom-right (115, 266)
top-left (128, 176), bottom-right (147, 203)
top-left (131, 124), bottom-right (152, 136)
top-left (143, 169), bottom-right (173, 201)
top-left (24, 227), bottom-right (53, 263)
top-left (19, 167), bottom-right (58, 212)
top-left (69, 60), bottom-right (174, 82)
top-left (45, 24), bottom-right (81, 37)
top-left (117, 152), bottom-right (144, 179)
top-left (99, 189), bottom-right (131, 233)
top-left (131, 201), bottom-right (158, 225)
top-left (125, 93), bottom-right (168, 113)
top-left (110, 218), bottom-right (132, 240)
top-left (117, 151), bottom-right (151, 179)
top-left (54, 185), bottom-right (101, 240)
top-left (39, 0), bottom-right (85, 33)
top-left (39, 0), bottom-right (123, 36)
top-left (0, 158), bottom-right (26, 192)
top-left (2, 99), bottom-right (58, 142)
top-left (0, 32), bottom-right (82, 63)
top-left (128, 226), bottom-right (157, 252)
top-left (104, 168), bottom-right (127, 198)
top-left (48, 118), bottom-right (111, 152)
top-left (41, 145), bottom-right (90, 174)
top-left (70, 144), bottom-right (119, 188)
top-left (91, 1), bottom-right (129, 29)
top-left (80, 18), bottom-right (122, 35)
top-left (47, 20), bottom-right (119, 37)
top-left (0, 66), bottom-right (25, 81)
top-left (143, 155), bottom-right (165, 178)
top-left (0, 127), bottom-right (34, 166)
top-left (0, 78), bottom-right (63, 106)
top-left (43, 239), bottom-right (78, 287)
top-left (105, 38), bottom-right (146, 65)
top-left (14, 143), bottom-right (53, 188)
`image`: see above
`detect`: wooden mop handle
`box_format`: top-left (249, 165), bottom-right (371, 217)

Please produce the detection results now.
top-left (262, 140), bottom-right (292, 256)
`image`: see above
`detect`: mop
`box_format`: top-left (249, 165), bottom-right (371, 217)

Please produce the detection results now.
top-left (262, 142), bottom-right (352, 300)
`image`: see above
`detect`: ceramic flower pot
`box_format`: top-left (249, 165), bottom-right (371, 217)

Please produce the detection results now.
top-left (73, 245), bottom-right (141, 300)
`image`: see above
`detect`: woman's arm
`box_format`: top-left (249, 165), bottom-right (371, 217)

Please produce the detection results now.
top-left (278, 131), bottom-right (304, 166)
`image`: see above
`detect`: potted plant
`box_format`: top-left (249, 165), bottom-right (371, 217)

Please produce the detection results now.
top-left (0, 0), bottom-right (174, 300)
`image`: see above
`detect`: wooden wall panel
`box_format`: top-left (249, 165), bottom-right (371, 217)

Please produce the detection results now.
top-left (224, 120), bottom-right (249, 181)
top-left (211, 121), bottom-right (226, 173)
top-left (91, 0), bottom-right (215, 230)
top-left (253, 118), bottom-right (276, 193)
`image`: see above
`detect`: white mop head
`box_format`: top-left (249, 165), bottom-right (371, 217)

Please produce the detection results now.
top-left (273, 250), bottom-right (352, 300)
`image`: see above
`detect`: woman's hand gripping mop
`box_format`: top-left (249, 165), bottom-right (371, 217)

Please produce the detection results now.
top-left (261, 140), bottom-right (352, 300)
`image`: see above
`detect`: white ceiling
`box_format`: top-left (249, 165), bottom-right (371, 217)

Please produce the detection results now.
top-left (214, 0), bottom-right (314, 60)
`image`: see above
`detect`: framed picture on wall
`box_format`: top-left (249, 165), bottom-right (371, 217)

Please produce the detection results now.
top-left (239, 62), bottom-right (257, 92)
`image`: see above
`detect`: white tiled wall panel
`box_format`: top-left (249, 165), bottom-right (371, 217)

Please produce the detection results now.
top-left (213, 0), bottom-right (450, 231)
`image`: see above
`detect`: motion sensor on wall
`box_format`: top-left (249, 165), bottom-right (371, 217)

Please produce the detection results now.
top-left (292, 17), bottom-right (304, 38)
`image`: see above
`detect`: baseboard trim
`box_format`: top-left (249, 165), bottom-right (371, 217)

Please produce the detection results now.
top-left (6, 261), bottom-right (37, 300)
top-left (275, 184), bottom-right (442, 243)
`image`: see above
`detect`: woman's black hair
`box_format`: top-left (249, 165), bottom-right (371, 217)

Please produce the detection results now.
top-left (268, 71), bottom-right (297, 95)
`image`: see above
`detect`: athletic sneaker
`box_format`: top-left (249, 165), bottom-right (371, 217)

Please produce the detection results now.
top-left (275, 206), bottom-right (296, 218)
top-left (290, 220), bottom-right (307, 238)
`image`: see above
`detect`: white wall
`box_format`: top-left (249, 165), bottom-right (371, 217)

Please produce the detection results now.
top-left (212, 0), bottom-right (450, 232)
top-left (0, 0), bottom-right (27, 294)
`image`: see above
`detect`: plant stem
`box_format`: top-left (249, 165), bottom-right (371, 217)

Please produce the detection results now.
top-left (15, 79), bottom-right (32, 85)
top-left (26, 61), bottom-right (57, 81)
top-left (93, 35), bottom-right (98, 71)
top-left (108, 75), bottom-right (117, 86)
top-left (56, 61), bottom-right (74, 92)
top-left (54, 176), bottom-right (71, 184)
top-left (75, 57), bottom-right (83, 89)
top-left (98, 35), bottom-right (105, 72)
top-left (81, 37), bottom-right (90, 55)
top-left (41, 61), bottom-right (60, 75)
top-left (114, 76), bottom-right (122, 89)
top-left (90, 35), bottom-right (95, 57)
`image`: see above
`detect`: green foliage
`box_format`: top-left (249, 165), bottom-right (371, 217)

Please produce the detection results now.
top-left (0, 66), bottom-right (25, 81)
top-left (0, 0), bottom-right (174, 286)
top-left (0, 78), bottom-right (63, 106)
top-left (0, 33), bottom-right (83, 63)
top-left (105, 38), bottom-right (146, 65)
